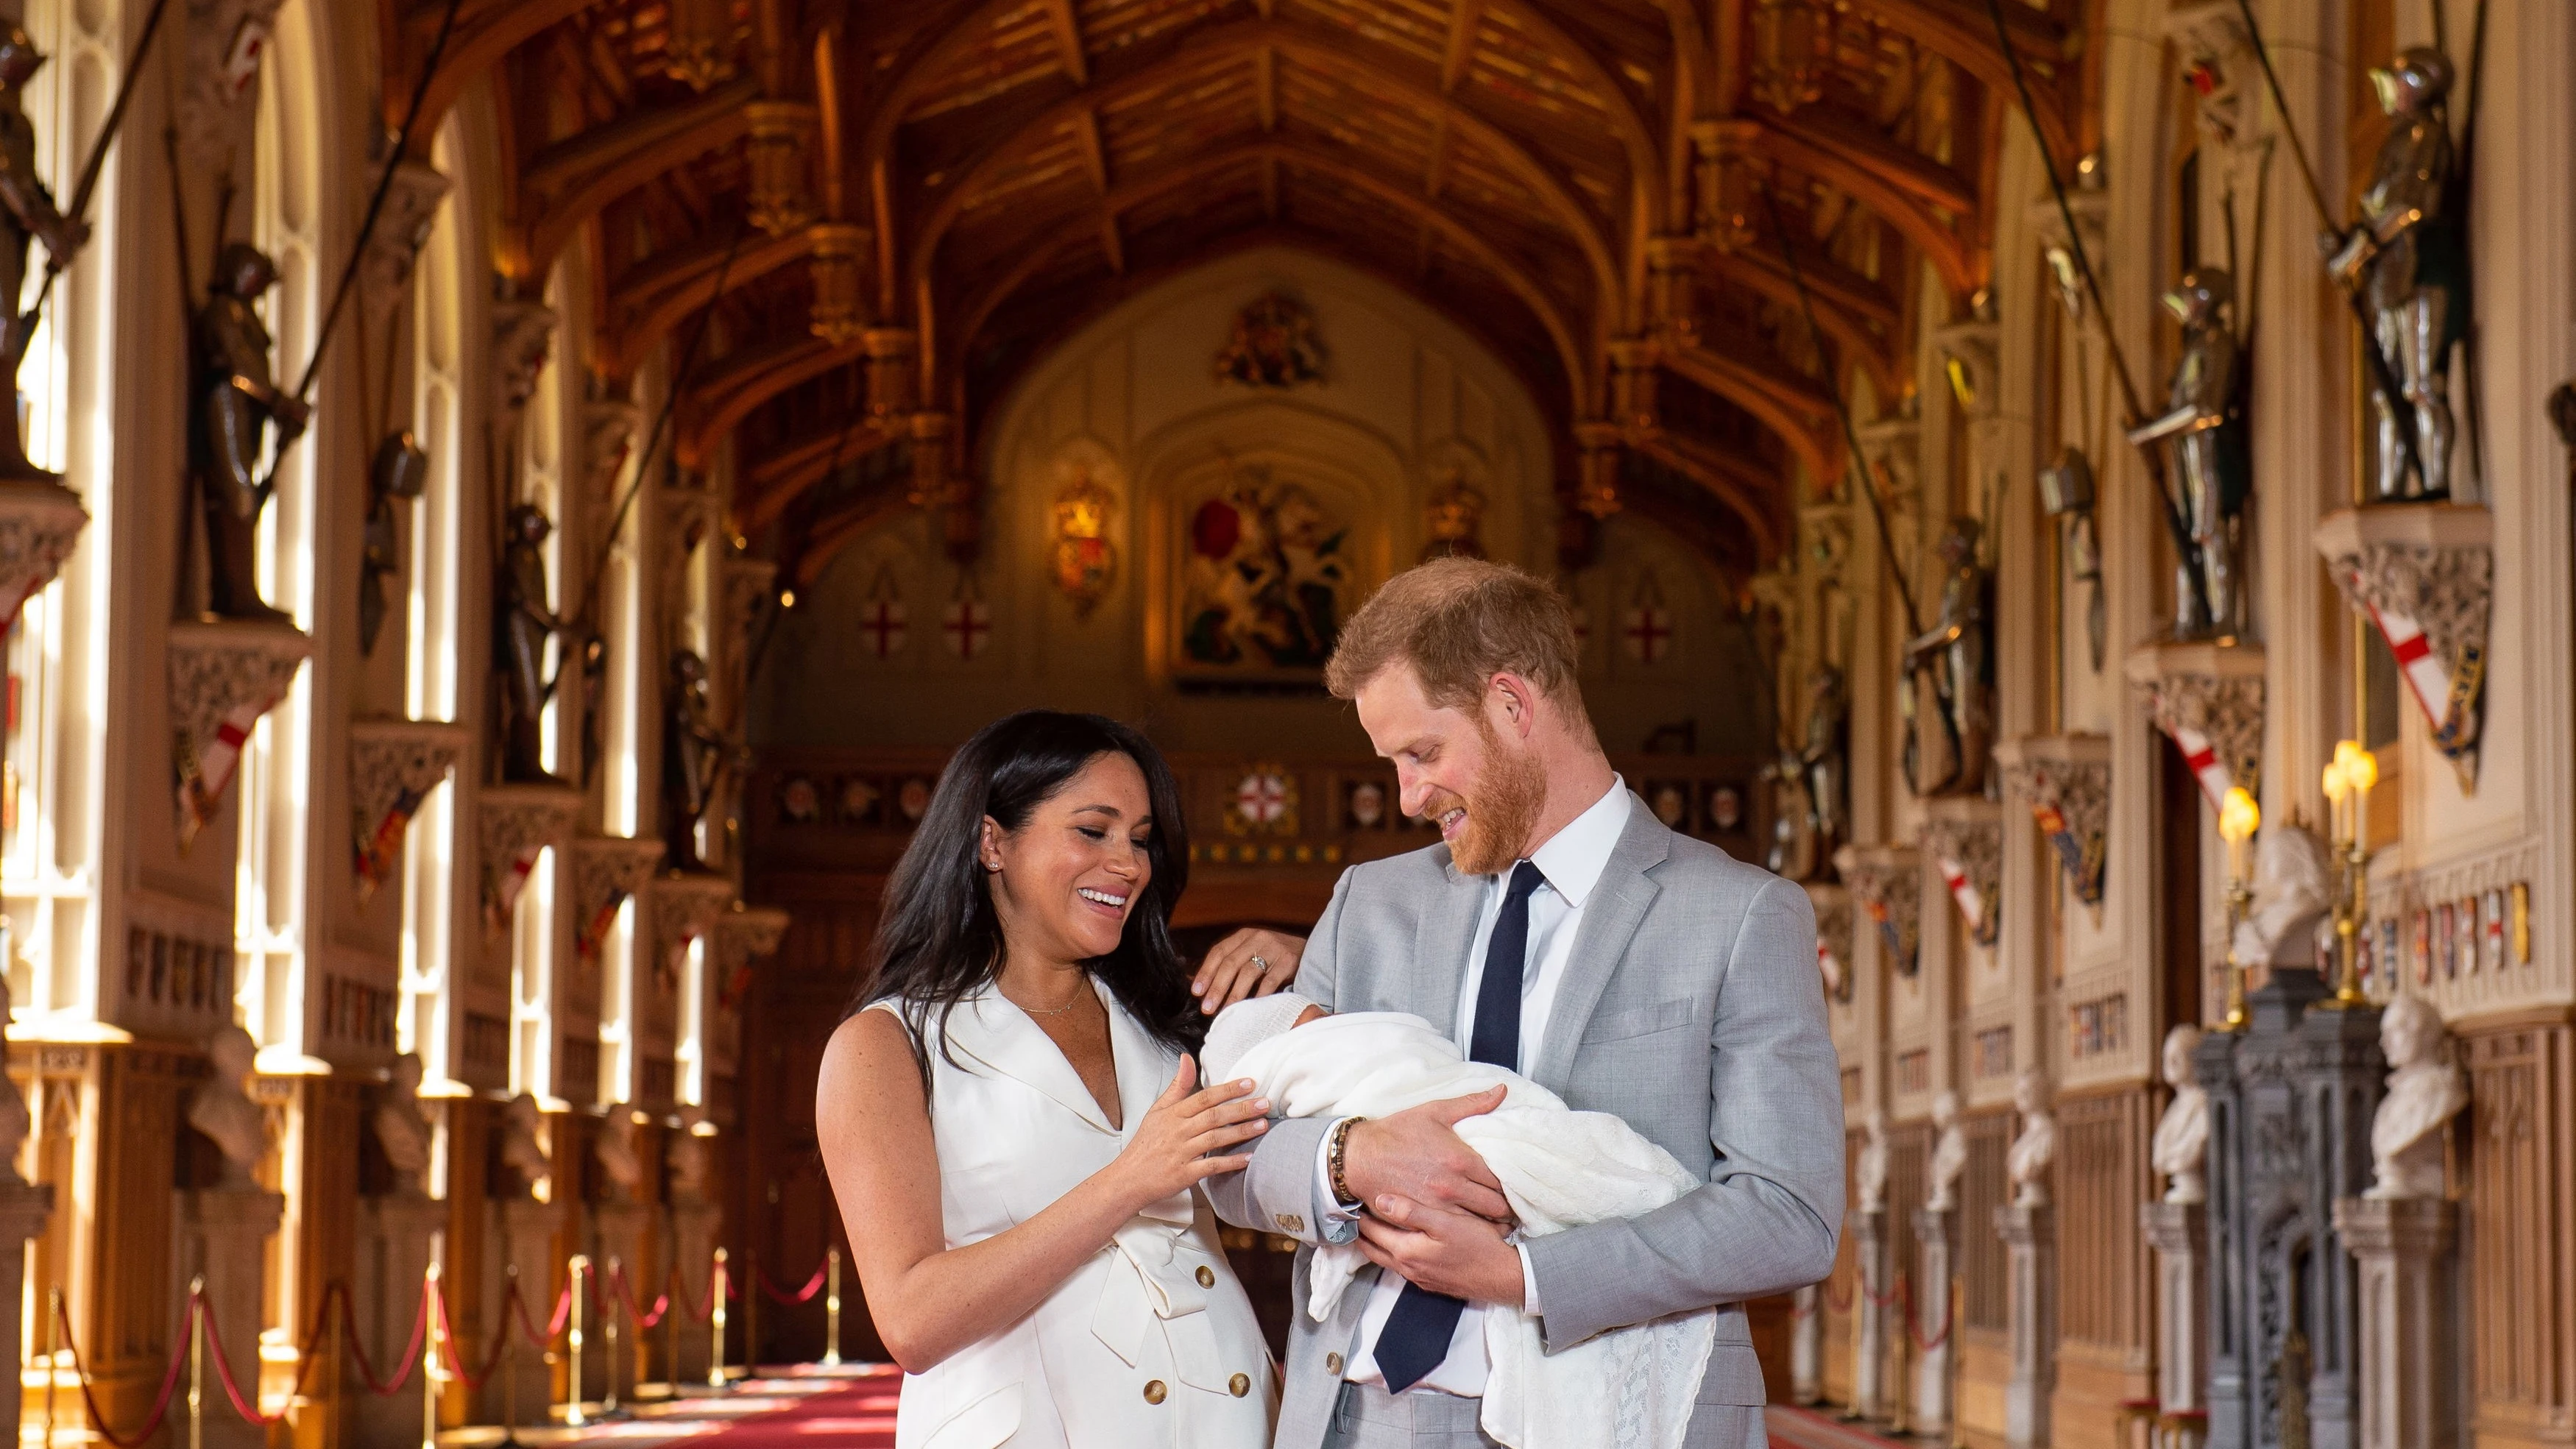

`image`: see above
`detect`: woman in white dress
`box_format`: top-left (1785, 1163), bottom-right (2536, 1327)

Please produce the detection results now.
top-left (818, 710), bottom-right (1286, 1448)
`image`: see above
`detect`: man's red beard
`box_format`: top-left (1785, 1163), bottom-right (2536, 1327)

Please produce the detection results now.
top-left (1421, 717), bottom-right (1549, 875)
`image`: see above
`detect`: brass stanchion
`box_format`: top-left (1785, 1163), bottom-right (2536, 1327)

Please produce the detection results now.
top-left (708, 1248), bottom-right (729, 1389)
top-left (43, 1285), bottom-right (59, 1449)
top-left (662, 1261), bottom-right (680, 1402)
top-left (742, 1250), bottom-right (760, 1385)
top-left (420, 1264), bottom-right (442, 1449)
top-left (601, 1255), bottom-right (624, 1419)
top-left (496, 1262), bottom-right (524, 1449)
top-left (565, 1255), bottom-right (590, 1428)
top-left (188, 1274), bottom-right (205, 1449)
top-left (823, 1247), bottom-right (843, 1367)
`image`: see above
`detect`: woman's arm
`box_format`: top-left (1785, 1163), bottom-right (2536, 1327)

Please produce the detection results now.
top-left (816, 1009), bottom-right (1268, 1373)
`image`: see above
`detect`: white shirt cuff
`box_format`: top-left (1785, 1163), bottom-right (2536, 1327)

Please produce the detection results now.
top-left (1517, 1241), bottom-right (1540, 1316)
top-left (1314, 1118), bottom-right (1364, 1229)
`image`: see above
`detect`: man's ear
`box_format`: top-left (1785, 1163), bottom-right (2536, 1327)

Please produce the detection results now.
top-left (1490, 672), bottom-right (1538, 739)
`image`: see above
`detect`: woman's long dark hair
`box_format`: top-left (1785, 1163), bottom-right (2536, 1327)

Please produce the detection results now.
top-left (852, 710), bottom-right (1201, 1094)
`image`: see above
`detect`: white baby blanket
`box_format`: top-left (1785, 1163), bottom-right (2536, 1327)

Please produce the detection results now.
top-left (1221, 1010), bottom-right (1716, 1449)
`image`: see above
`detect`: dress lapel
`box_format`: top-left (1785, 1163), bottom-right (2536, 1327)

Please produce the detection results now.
top-left (1411, 849), bottom-right (1487, 1044)
top-left (1529, 798), bottom-right (1671, 1093)
top-left (941, 983), bottom-right (1121, 1135)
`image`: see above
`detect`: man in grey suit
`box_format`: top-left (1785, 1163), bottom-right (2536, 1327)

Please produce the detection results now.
top-left (1207, 558), bottom-right (1842, 1448)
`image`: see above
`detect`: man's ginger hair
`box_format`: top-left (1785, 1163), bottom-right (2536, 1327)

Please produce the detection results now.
top-left (1324, 558), bottom-right (1596, 742)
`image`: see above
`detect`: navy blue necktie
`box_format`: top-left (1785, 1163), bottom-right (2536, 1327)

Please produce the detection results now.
top-left (1373, 860), bottom-right (1546, 1395)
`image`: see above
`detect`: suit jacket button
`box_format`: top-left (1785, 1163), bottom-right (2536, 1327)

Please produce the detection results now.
top-left (1278, 1214), bottom-right (1304, 1233)
top-left (1229, 1372), bottom-right (1251, 1397)
top-left (1196, 1264), bottom-right (1217, 1288)
top-left (1144, 1380), bottom-right (1167, 1405)
top-left (1326, 1353), bottom-right (1344, 1375)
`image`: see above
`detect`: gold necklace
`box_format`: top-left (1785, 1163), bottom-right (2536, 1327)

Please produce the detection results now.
top-left (1013, 981), bottom-right (1090, 1018)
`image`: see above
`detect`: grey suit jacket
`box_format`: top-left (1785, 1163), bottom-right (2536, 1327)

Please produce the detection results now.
top-left (1207, 798), bottom-right (1844, 1449)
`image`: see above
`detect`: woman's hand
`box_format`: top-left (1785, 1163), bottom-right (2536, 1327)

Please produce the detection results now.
top-left (1108, 1056), bottom-right (1270, 1208)
top-left (1192, 928), bottom-right (1306, 1013)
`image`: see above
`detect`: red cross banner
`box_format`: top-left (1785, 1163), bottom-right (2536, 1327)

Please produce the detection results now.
top-left (353, 784), bottom-right (436, 906)
top-left (860, 598), bottom-right (907, 659)
top-left (2163, 721), bottom-right (2235, 813)
top-left (2349, 575), bottom-right (2484, 781)
top-left (1935, 852), bottom-right (1985, 942)
top-left (943, 595), bottom-right (991, 659)
top-left (1621, 604), bottom-right (1672, 664)
top-left (176, 692), bottom-right (288, 851)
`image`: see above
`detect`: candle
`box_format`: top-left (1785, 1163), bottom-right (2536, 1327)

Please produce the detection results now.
top-left (2219, 786), bottom-right (2260, 884)
top-left (2322, 757), bottom-right (2350, 844)
top-left (2349, 746), bottom-right (2377, 851)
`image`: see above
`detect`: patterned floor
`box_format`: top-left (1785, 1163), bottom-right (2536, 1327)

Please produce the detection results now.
top-left (435, 1364), bottom-right (900, 1447)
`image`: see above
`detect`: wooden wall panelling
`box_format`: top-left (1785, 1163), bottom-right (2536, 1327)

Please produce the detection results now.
top-left (88, 1044), bottom-right (199, 1426)
top-left (2051, 1083), bottom-right (2155, 1449)
top-left (277, 1077), bottom-right (361, 1449)
top-left (2465, 1019), bottom-right (2575, 1448)
top-left (437, 1097), bottom-right (490, 1428)
top-left (1956, 1106), bottom-right (2014, 1446)
top-left (1886, 1122), bottom-right (1928, 1424)
top-left (1823, 1128), bottom-right (1861, 1406)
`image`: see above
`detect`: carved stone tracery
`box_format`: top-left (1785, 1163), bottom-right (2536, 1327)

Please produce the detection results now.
top-left (1923, 805), bottom-right (2003, 947)
top-left (2315, 506), bottom-right (2493, 785)
top-left (2000, 734), bottom-right (2111, 911)
top-left (491, 302), bottom-right (560, 422)
top-left (570, 835), bottom-right (666, 960)
top-left (645, 873), bottom-right (736, 983)
top-left (478, 784), bottom-right (581, 932)
top-left (1835, 843), bottom-right (1922, 977)
top-left (361, 162), bottom-right (451, 317)
top-left (349, 718), bottom-right (467, 904)
top-left (0, 481), bottom-right (90, 628)
top-left (169, 618), bottom-right (311, 848)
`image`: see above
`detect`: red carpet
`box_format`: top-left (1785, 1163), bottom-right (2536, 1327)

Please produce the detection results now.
top-left (1763, 1404), bottom-right (1922, 1448)
top-left (682, 1368), bottom-right (901, 1446)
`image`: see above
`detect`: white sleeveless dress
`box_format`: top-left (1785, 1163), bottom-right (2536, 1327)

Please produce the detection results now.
top-left (867, 981), bottom-right (1278, 1448)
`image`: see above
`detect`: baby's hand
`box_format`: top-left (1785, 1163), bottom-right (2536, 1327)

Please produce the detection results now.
top-left (1291, 1004), bottom-right (1328, 1028)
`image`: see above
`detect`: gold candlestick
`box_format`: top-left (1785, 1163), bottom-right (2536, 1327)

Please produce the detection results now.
top-left (2324, 742), bottom-right (2377, 1007)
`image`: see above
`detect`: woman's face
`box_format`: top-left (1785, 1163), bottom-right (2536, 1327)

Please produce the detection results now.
top-left (983, 751), bottom-right (1156, 966)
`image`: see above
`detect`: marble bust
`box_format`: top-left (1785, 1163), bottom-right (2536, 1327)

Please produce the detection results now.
top-left (498, 1092), bottom-right (550, 1199)
top-left (2005, 1069), bottom-right (2056, 1208)
top-left (0, 977), bottom-right (27, 1182)
top-left (2150, 1024), bottom-right (2209, 1204)
top-left (2368, 993), bottom-right (2468, 1200)
top-left (1926, 1090), bottom-right (1967, 1212)
top-left (188, 1025), bottom-right (268, 1188)
top-left (668, 1106), bottom-right (715, 1205)
top-left (371, 1052), bottom-right (432, 1194)
top-left (2231, 824), bottom-right (2335, 968)
top-left (595, 1108), bottom-right (643, 1197)
top-left (1855, 1105), bottom-right (1890, 1214)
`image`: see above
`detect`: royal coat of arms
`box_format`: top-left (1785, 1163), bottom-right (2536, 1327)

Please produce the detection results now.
top-left (1214, 291), bottom-right (1326, 389)
top-left (1051, 470), bottom-right (1117, 617)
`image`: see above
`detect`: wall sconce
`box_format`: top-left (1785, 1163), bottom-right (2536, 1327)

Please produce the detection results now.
top-left (2038, 446), bottom-right (2105, 673)
top-left (2322, 741), bottom-right (2378, 1006)
top-left (2218, 785), bottom-right (2260, 1030)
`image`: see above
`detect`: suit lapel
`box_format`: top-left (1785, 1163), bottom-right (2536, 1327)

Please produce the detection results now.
top-left (1411, 850), bottom-right (1486, 1043)
top-left (941, 985), bottom-right (1120, 1135)
top-left (1530, 800), bottom-right (1671, 1093)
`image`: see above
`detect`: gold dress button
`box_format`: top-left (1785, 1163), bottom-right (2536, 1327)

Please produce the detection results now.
top-left (1196, 1264), bottom-right (1217, 1288)
top-left (1229, 1372), bottom-right (1251, 1397)
top-left (1325, 1353), bottom-right (1344, 1375)
top-left (1144, 1380), bottom-right (1167, 1405)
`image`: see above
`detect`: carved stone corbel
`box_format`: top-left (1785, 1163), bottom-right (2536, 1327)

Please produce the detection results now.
top-left (170, 617), bottom-right (311, 850)
top-left (714, 903), bottom-right (790, 974)
top-left (2313, 503), bottom-right (2491, 792)
top-left (478, 783), bottom-right (581, 935)
top-left (491, 302), bottom-right (560, 424)
top-left (744, 101), bottom-right (819, 235)
top-left (2163, 2), bottom-right (2262, 154)
top-left (360, 162), bottom-right (451, 319)
top-left (1805, 882), bottom-right (1854, 1005)
top-left (718, 556), bottom-right (779, 669)
top-left (570, 835), bottom-right (665, 962)
top-left (582, 397), bottom-right (644, 515)
top-left (1798, 500), bottom-right (1853, 587)
top-left (1931, 319), bottom-right (2000, 420)
top-left (1608, 336), bottom-right (1660, 438)
top-left (1834, 843), bottom-right (1922, 978)
top-left (863, 327), bottom-right (919, 418)
top-left (0, 479), bottom-right (89, 628)
top-left (2124, 639), bottom-right (2265, 810)
top-left (1644, 237), bottom-right (1702, 346)
top-left (1574, 419), bottom-right (1623, 519)
top-left (180, 0), bottom-right (286, 163)
top-left (658, 484), bottom-right (721, 603)
top-left (1853, 410), bottom-right (1919, 534)
top-left (1922, 798), bottom-right (2004, 948)
top-left (643, 872), bottom-right (735, 985)
top-left (350, 718), bottom-right (467, 905)
top-left (1997, 734), bottom-right (2112, 914)
top-left (2027, 185), bottom-right (2111, 323)
top-left (807, 223), bottom-right (871, 347)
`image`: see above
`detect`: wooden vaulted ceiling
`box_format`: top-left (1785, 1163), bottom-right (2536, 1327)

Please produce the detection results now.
top-left (386, 0), bottom-right (2089, 584)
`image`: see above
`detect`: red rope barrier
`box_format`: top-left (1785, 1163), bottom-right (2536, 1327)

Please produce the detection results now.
top-left (673, 1261), bottom-right (721, 1323)
top-left (755, 1259), bottom-right (829, 1306)
top-left (509, 1278), bottom-right (574, 1348)
top-left (1901, 1278), bottom-right (1955, 1354)
top-left (612, 1261), bottom-right (673, 1330)
top-left (434, 1280), bottom-right (522, 1393)
top-left (339, 1274), bottom-right (431, 1397)
top-left (53, 1294), bottom-right (191, 1449)
top-left (199, 1280), bottom-right (345, 1426)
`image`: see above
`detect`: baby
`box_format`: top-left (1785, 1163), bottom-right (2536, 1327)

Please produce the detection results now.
top-left (1203, 993), bottom-right (1713, 1449)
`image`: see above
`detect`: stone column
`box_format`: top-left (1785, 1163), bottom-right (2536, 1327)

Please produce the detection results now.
top-left (354, 1192), bottom-right (445, 1447)
top-left (1910, 1206), bottom-right (1954, 1438)
top-left (175, 1186), bottom-right (286, 1449)
top-left (1997, 1203), bottom-right (2056, 1449)
top-left (0, 1180), bottom-right (51, 1430)
top-left (1791, 1283), bottom-right (1824, 1405)
top-left (1851, 1206), bottom-right (1890, 1420)
top-left (2142, 1202), bottom-right (2209, 1424)
top-left (2332, 1197), bottom-right (2457, 1449)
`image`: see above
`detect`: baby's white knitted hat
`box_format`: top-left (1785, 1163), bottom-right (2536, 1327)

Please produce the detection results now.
top-left (1200, 991), bottom-right (1317, 1083)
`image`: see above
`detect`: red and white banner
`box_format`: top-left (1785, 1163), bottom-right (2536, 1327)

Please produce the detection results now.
top-left (1936, 854), bottom-right (1984, 940)
top-left (2166, 723), bottom-right (2234, 813)
top-left (2350, 575), bottom-right (2483, 765)
top-left (176, 694), bottom-right (285, 850)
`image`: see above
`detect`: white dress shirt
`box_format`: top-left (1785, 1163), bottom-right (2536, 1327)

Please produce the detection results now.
top-left (1313, 775), bottom-right (1633, 1397)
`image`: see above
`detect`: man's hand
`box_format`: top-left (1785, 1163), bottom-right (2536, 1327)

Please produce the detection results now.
top-left (1356, 1194), bottom-right (1525, 1306)
top-left (1192, 927), bottom-right (1306, 1014)
top-left (1343, 1087), bottom-right (1510, 1222)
